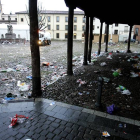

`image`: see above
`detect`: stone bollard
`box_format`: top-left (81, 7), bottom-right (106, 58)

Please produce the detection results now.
top-left (95, 77), bottom-right (103, 107)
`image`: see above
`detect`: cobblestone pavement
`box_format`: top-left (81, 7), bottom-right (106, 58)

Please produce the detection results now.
top-left (0, 99), bottom-right (140, 140)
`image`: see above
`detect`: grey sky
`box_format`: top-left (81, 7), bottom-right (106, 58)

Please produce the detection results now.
top-left (1, 0), bottom-right (81, 14)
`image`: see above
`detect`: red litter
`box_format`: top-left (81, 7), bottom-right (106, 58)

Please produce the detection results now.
top-left (9, 114), bottom-right (29, 128)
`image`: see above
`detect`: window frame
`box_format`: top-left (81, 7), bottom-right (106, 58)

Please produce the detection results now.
top-left (74, 17), bottom-right (77, 23)
top-left (21, 18), bottom-right (24, 22)
top-left (56, 25), bottom-right (59, 30)
top-left (56, 33), bottom-right (59, 38)
top-left (56, 16), bottom-right (59, 22)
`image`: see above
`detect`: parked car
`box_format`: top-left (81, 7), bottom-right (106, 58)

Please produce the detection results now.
top-left (124, 39), bottom-right (136, 43)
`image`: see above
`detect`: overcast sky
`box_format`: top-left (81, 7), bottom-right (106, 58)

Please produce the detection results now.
top-left (1, 0), bottom-right (81, 14)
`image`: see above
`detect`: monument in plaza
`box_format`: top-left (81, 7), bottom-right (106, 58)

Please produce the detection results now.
top-left (5, 16), bottom-right (16, 39)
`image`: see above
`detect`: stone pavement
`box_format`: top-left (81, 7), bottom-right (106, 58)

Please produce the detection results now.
top-left (0, 98), bottom-right (140, 140)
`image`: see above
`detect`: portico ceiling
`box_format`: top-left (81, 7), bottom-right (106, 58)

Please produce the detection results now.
top-left (64, 0), bottom-right (139, 25)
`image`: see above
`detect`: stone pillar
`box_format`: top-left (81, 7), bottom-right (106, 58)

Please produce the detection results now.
top-left (88, 16), bottom-right (93, 63)
top-left (29, 0), bottom-right (42, 97)
top-left (98, 21), bottom-right (103, 55)
top-left (83, 15), bottom-right (89, 65)
top-left (67, 6), bottom-right (74, 75)
top-left (127, 25), bottom-right (132, 53)
top-left (105, 23), bottom-right (109, 52)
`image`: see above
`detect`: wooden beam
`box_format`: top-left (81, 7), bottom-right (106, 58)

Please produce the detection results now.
top-left (83, 15), bottom-right (89, 65)
top-left (98, 21), bottom-right (103, 55)
top-left (88, 16), bottom-right (93, 63)
top-left (127, 25), bottom-right (132, 53)
top-left (29, 0), bottom-right (42, 97)
top-left (67, 6), bottom-right (74, 75)
top-left (105, 23), bottom-right (109, 52)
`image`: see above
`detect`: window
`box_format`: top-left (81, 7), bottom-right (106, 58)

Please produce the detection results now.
top-left (56, 25), bottom-right (59, 30)
top-left (135, 28), bottom-right (139, 36)
top-left (74, 17), bottom-right (77, 23)
top-left (124, 26), bottom-right (128, 32)
top-left (56, 16), bottom-right (59, 22)
top-left (82, 33), bottom-right (85, 37)
top-left (73, 33), bottom-right (77, 39)
top-left (21, 18), bottom-right (24, 22)
top-left (39, 16), bottom-right (42, 21)
top-left (15, 18), bottom-right (17, 21)
top-left (56, 33), bottom-right (59, 38)
top-left (74, 25), bottom-right (77, 31)
top-left (115, 23), bottom-right (118, 27)
top-left (2, 18), bottom-right (4, 20)
top-left (65, 17), bottom-right (68, 22)
top-left (83, 17), bottom-right (86, 23)
top-left (82, 25), bottom-right (85, 31)
top-left (65, 25), bottom-right (68, 30)
top-left (48, 25), bottom-right (51, 30)
top-left (97, 26), bottom-right (99, 29)
top-left (65, 33), bottom-right (68, 39)
top-left (114, 30), bottom-right (118, 34)
top-left (48, 16), bottom-right (51, 22)
top-left (18, 34), bottom-right (20, 38)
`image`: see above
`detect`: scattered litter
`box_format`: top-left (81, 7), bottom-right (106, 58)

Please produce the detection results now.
top-left (119, 85), bottom-right (126, 91)
top-left (77, 79), bottom-right (86, 87)
top-left (42, 62), bottom-right (50, 66)
top-left (102, 131), bottom-right (110, 137)
top-left (91, 59), bottom-right (97, 62)
top-left (118, 123), bottom-right (123, 128)
top-left (26, 76), bottom-right (32, 80)
top-left (130, 72), bottom-right (139, 77)
top-left (122, 90), bottom-right (131, 95)
top-left (4, 97), bottom-right (15, 101)
top-left (2, 78), bottom-right (8, 81)
top-left (0, 99), bottom-right (8, 104)
top-left (78, 92), bottom-right (83, 95)
top-left (102, 77), bottom-right (110, 83)
top-left (19, 84), bottom-right (30, 91)
top-left (50, 102), bottom-right (55, 106)
top-left (113, 72), bottom-right (119, 77)
top-left (107, 104), bottom-right (119, 114)
top-left (9, 114), bottom-right (29, 128)
top-left (100, 62), bottom-right (107, 66)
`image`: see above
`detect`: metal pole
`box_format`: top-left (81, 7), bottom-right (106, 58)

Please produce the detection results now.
top-left (98, 21), bottom-right (103, 55)
top-left (88, 16), bottom-right (93, 63)
top-left (105, 23), bottom-right (109, 52)
top-left (67, 6), bottom-right (74, 75)
top-left (127, 25), bottom-right (132, 53)
top-left (95, 77), bottom-right (103, 107)
top-left (83, 15), bottom-right (89, 65)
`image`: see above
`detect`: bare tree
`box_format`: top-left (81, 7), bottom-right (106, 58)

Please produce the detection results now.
top-left (25, 1), bottom-right (49, 31)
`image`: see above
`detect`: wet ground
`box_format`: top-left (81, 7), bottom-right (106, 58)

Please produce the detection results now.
top-left (0, 40), bottom-right (140, 121)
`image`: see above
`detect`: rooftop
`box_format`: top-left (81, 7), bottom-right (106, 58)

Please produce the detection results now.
top-left (15, 10), bottom-right (84, 15)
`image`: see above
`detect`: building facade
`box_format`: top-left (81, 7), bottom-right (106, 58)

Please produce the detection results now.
top-left (15, 10), bottom-right (85, 40)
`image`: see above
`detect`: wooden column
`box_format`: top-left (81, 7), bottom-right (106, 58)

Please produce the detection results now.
top-left (98, 21), bottom-right (103, 55)
top-left (127, 25), bottom-right (132, 53)
top-left (105, 23), bottom-right (109, 52)
top-left (29, 0), bottom-right (42, 97)
top-left (83, 15), bottom-right (89, 65)
top-left (67, 6), bottom-right (74, 75)
top-left (88, 16), bottom-right (93, 63)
